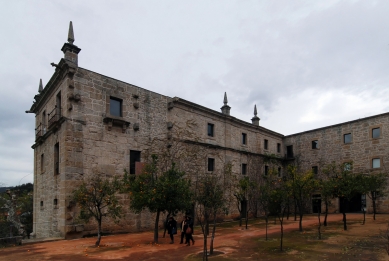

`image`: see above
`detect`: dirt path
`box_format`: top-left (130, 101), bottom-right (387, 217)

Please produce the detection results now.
top-left (0, 213), bottom-right (387, 260)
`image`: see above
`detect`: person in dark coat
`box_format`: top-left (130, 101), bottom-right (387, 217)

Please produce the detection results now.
top-left (179, 216), bottom-right (186, 244)
top-left (184, 216), bottom-right (195, 246)
top-left (167, 216), bottom-right (177, 244)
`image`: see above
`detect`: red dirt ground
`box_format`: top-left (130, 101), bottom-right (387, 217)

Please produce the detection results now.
top-left (0, 213), bottom-right (387, 261)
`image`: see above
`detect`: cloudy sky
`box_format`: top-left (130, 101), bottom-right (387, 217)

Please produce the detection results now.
top-left (1, 0), bottom-right (388, 186)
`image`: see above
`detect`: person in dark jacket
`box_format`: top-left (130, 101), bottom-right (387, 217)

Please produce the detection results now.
top-left (167, 216), bottom-right (177, 244)
top-left (184, 216), bottom-right (195, 246)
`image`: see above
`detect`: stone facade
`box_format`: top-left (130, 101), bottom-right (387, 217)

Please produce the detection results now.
top-left (28, 23), bottom-right (389, 239)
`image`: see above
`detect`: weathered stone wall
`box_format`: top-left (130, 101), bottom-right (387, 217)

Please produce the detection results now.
top-left (283, 113), bottom-right (389, 213)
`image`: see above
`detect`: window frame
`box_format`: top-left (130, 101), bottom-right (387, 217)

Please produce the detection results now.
top-left (207, 123), bottom-right (214, 137)
top-left (242, 133), bottom-right (247, 145)
top-left (277, 143), bottom-right (281, 153)
top-left (312, 166), bottom-right (318, 175)
top-left (242, 163), bottom-right (247, 175)
top-left (54, 142), bottom-right (60, 175)
top-left (130, 150), bottom-right (141, 174)
top-left (343, 133), bottom-right (352, 144)
top-left (264, 165), bottom-right (269, 176)
top-left (264, 139), bottom-right (268, 150)
top-left (312, 140), bottom-right (319, 149)
top-left (208, 158), bottom-right (215, 172)
top-left (372, 158), bottom-right (381, 169)
top-left (372, 127), bottom-right (381, 139)
top-left (109, 97), bottom-right (123, 117)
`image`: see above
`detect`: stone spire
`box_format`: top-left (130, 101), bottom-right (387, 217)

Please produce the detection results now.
top-left (68, 21), bottom-right (75, 44)
top-left (61, 21), bottom-right (81, 66)
top-left (38, 79), bottom-right (43, 93)
top-left (251, 104), bottom-right (260, 126)
top-left (221, 92), bottom-right (231, 115)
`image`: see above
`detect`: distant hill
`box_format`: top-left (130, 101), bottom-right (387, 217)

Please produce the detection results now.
top-left (0, 183), bottom-right (33, 194)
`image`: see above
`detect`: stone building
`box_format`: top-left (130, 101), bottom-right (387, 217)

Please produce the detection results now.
top-left (27, 22), bottom-right (389, 239)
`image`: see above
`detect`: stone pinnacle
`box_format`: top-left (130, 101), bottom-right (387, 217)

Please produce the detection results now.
top-left (254, 104), bottom-right (257, 116)
top-left (223, 92), bottom-right (228, 105)
top-left (38, 79), bottom-right (43, 93)
top-left (68, 21), bottom-right (75, 44)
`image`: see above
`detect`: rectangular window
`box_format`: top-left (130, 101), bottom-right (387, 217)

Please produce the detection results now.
top-left (372, 158), bottom-right (381, 168)
top-left (277, 143), bottom-right (281, 153)
top-left (344, 162), bottom-right (352, 171)
top-left (312, 140), bottom-right (319, 149)
top-left (312, 166), bottom-right (318, 175)
top-left (372, 128), bottom-right (380, 139)
top-left (41, 154), bottom-right (44, 173)
top-left (264, 165), bottom-right (269, 176)
top-left (242, 164), bottom-right (247, 175)
top-left (54, 143), bottom-right (59, 175)
top-left (130, 150), bottom-right (141, 174)
top-left (42, 110), bottom-right (46, 132)
top-left (53, 199), bottom-right (58, 206)
top-left (110, 97), bottom-right (122, 117)
top-left (278, 167), bottom-right (281, 177)
top-left (242, 133), bottom-right (247, 145)
top-left (344, 133), bottom-right (352, 144)
top-left (208, 158), bottom-right (215, 171)
top-left (207, 123), bottom-right (214, 137)
top-left (286, 145), bottom-right (293, 158)
top-left (40, 201), bottom-right (43, 207)
top-left (264, 139), bottom-right (268, 150)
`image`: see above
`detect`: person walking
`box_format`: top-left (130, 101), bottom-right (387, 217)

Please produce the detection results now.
top-left (179, 216), bottom-right (186, 244)
top-left (185, 216), bottom-right (195, 246)
top-left (167, 216), bottom-right (177, 244)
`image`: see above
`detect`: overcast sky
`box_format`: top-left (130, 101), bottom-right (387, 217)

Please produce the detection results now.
top-left (1, 0), bottom-right (389, 186)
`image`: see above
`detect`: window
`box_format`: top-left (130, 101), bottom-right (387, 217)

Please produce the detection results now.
top-left (110, 97), bottom-right (122, 117)
top-left (264, 139), bottom-right (268, 150)
top-left (41, 154), bottom-right (44, 173)
top-left (207, 123), bottom-right (214, 137)
top-left (277, 143), bottom-right (281, 153)
top-left (242, 164), bottom-right (247, 175)
top-left (54, 143), bottom-right (59, 175)
top-left (372, 128), bottom-right (380, 139)
top-left (278, 167), bottom-right (281, 177)
top-left (208, 158), bottom-right (215, 171)
top-left (312, 166), bottom-right (318, 175)
top-left (42, 110), bottom-right (46, 132)
top-left (242, 133), bottom-right (247, 145)
top-left (264, 165), bottom-right (269, 176)
top-left (344, 133), bottom-right (352, 144)
top-left (53, 199), bottom-right (58, 206)
top-left (372, 158), bottom-right (381, 169)
top-left (286, 145), bottom-right (293, 158)
top-left (312, 140), bottom-right (319, 149)
top-left (130, 150), bottom-right (141, 174)
top-left (40, 201), bottom-right (43, 207)
top-left (344, 162), bottom-right (352, 171)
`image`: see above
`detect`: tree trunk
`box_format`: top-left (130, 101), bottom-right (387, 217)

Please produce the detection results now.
top-left (299, 212), bottom-right (303, 232)
top-left (96, 218), bottom-right (102, 246)
top-left (286, 203), bottom-right (290, 220)
top-left (203, 220), bottom-right (208, 261)
top-left (342, 211), bottom-right (347, 231)
top-left (163, 212), bottom-right (170, 238)
top-left (154, 210), bottom-right (160, 243)
top-left (294, 201), bottom-right (297, 221)
top-left (265, 216), bottom-right (268, 241)
top-left (245, 210), bottom-right (249, 229)
top-left (210, 213), bottom-right (217, 255)
top-left (317, 210), bottom-right (321, 240)
top-left (372, 197), bottom-right (376, 221)
top-left (362, 209), bottom-right (366, 225)
top-left (280, 218), bottom-right (284, 252)
top-left (239, 212), bottom-right (242, 227)
top-left (323, 202), bottom-right (328, 226)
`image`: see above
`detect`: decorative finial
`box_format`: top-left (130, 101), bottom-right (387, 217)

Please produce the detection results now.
top-left (251, 104), bottom-right (260, 126)
top-left (223, 92), bottom-right (228, 105)
top-left (38, 79), bottom-right (43, 93)
top-left (68, 21), bottom-right (75, 44)
top-left (254, 104), bottom-right (257, 116)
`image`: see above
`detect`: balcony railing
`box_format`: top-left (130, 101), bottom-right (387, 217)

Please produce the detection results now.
top-left (35, 123), bottom-right (42, 140)
top-left (48, 106), bottom-right (61, 127)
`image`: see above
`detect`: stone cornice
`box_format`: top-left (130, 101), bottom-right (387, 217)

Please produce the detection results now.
top-left (172, 97), bottom-right (284, 138)
top-left (29, 59), bottom-right (77, 114)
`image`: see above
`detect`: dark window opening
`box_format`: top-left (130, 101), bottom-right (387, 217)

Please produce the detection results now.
top-left (264, 165), bottom-right (269, 176)
top-left (53, 199), bottom-right (58, 206)
top-left (312, 140), bottom-right (319, 149)
top-left (344, 133), bottom-right (352, 144)
top-left (207, 123), bottom-right (214, 137)
top-left (312, 166), bottom-right (318, 175)
top-left (264, 139), bottom-right (268, 150)
top-left (208, 158), bottom-right (215, 171)
top-left (286, 145), bottom-right (293, 158)
top-left (110, 97), bottom-right (122, 117)
top-left (54, 143), bottom-right (59, 175)
top-left (278, 167), bottom-right (281, 177)
top-left (41, 154), bottom-right (44, 173)
top-left (130, 150), bottom-right (141, 174)
top-left (372, 128), bottom-right (380, 139)
top-left (242, 133), bottom-right (247, 145)
top-left (40, 201), bottom-right (43, 207)
top-left (277, 143), bottom-right (281, 153)
top-left (242, 164), bottom-right (247, 175)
